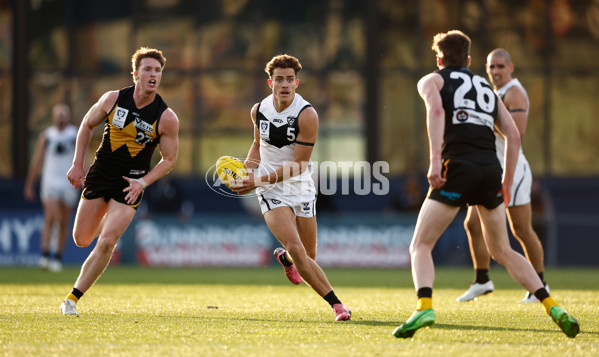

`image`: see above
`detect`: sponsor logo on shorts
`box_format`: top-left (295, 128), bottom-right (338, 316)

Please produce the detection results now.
top-left (301, 202), bottom-right (311, 211)
top-left (271, 199), bottom-right (281, 204)
top-left (440, 190), bottom-right (461, 200)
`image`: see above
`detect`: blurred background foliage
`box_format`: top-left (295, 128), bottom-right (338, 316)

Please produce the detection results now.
top-left (1, 0), bottom-right (598, 178)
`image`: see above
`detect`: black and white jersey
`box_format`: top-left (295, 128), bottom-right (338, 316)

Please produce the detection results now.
top-left (438, 67), bottom-right (499, 164)
top-left (494, 78), bottom-right (528, 167)
top-left (254, 93), bottom-right (316, 200)
top-left (41, 124), bottom-right (77, 189)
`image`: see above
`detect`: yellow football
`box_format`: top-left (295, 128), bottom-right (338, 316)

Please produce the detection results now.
top-left (216, 156), bottom-right (248, 188)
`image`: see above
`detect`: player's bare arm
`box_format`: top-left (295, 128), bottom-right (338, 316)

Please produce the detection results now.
top-left (24, 131), bottom-right (47, 201)
top-left (290, 106), bottom-right (318, 171)
top-left (418, 73), bottom-right (446, 189)
top-left (494, 98), bottom-right (521, 205)
top-left (244, 103), bottom-right (262, 170)
top-left (67, 91), bottom-right (119, 189)
top-left (122, 108), bottom-right (179, 205)
top-left (503, 86), bottom-right (529, 136)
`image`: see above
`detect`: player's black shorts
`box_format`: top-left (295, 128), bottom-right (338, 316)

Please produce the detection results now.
top-left (81, 163), bottom-right (145, 210)
top-left (428, 158), bottom-right (503, 209)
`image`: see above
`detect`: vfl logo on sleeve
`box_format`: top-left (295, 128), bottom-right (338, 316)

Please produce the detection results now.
top-left (113, 107), bottom-right (128, 129)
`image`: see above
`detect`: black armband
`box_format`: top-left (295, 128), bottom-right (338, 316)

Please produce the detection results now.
top-left (295, 141), bottom-right (314, 147)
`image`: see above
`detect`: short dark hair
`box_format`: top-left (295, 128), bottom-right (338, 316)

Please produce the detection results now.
top-left (131, 47), bottom-right (166, 82)
top-left (487, 48), bottom-right (512, 65)
top-left (264, 54), bottom-right (302, 78)
top-left (431, 30), bottom-right (471, 67)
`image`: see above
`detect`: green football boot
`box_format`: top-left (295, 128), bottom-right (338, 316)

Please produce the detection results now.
top-left (550, 306), bottom-right (580, 338)
top-left (393, 309), bottom-right (435, 338)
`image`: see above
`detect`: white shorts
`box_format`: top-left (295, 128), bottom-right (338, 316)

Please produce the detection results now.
top-left (508, 160), bottom-right (532, 207)
top-left (258, 194), bottom-right (316, 218)
top-left (40, 182), bottom-right (79, 206)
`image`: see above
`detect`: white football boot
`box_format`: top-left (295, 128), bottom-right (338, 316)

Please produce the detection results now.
top-left (456, 281), bottom-right (495, 302)
top-left (39, 256), bottom-right (49, 270)
top-left (48, 259), bottom-right (62, 273)
top-left (60, 299), bottom-right (79, 316)
top-left (521, 284), bottom-right (550, 303)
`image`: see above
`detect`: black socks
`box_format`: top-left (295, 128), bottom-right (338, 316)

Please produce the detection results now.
top-left (323, 291), bottom-right (342, 307)
top-left (475, 269), bottom-right (490, 284)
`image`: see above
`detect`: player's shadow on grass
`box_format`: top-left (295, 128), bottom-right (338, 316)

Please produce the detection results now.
top-left (428, 323), bottom-right (595, 335)
top-left (350, 320), bottom-right (596, 336)
top-left (348, 320), bottom-right (401, 327)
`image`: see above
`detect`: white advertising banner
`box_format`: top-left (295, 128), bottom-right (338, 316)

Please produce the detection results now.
top-left (134, 218), bottom-right (272, 267)
top-left (133, 214), bottom-right (416, 268)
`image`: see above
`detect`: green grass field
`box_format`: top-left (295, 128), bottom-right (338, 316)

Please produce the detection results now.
top-left (1, 266), bottom-right (597, 356)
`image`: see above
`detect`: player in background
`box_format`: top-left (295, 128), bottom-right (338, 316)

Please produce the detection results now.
top-left (230, 54), bottom-right (351, 321)
top-left (457, 49), bottom-right (549, 303)
top-left (60, 47), bottom-right (179, 316)
top-left (392, 30), bottom-right (578, 339)
top-left (24, 103), bottom-right (78, 272)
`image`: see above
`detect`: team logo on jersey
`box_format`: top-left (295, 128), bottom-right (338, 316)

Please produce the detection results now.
top-left (113, 106), bottom-right (129, 129)
top-left (259, 121), bottom-right (270, 140)
top-left (287, 116), bottom-right (297, 126)
top-left (456, 110), bottom-right (469, 122)
top-left (134, 118), bottom-right (154, 134)
top-left (55, 142), bottom-right (66, 154)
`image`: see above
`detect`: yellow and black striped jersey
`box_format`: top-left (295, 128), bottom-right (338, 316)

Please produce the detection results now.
top-left (93, 86), bottom-right (168, 177)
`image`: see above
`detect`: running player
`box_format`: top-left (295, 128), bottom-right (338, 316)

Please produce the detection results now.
top-left (230, 54), bottom-right (351, 321)
top-left (24, 103), bottom-right (78, 272)
top-left (392, 31), bottom-right (578, 338)
top-left (457, 48), bottom-right (549, 303)
top-left (60, 47), bottom-right (179, 316)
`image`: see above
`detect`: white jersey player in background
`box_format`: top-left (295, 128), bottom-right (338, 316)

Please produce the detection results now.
top-left (231, 54), bottom-right (351, 321)
top-left (457, 48), bottom-right (549, 303)
top-left (24, 103), bottom-right (79, 272)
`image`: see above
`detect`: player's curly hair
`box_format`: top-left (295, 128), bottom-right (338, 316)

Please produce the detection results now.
top-left (131, 47), bottom-right (166, 82)
top-left (432, 30), bottom-right (471, 68)
top-left (264, 54), bottom-right (302, 78)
